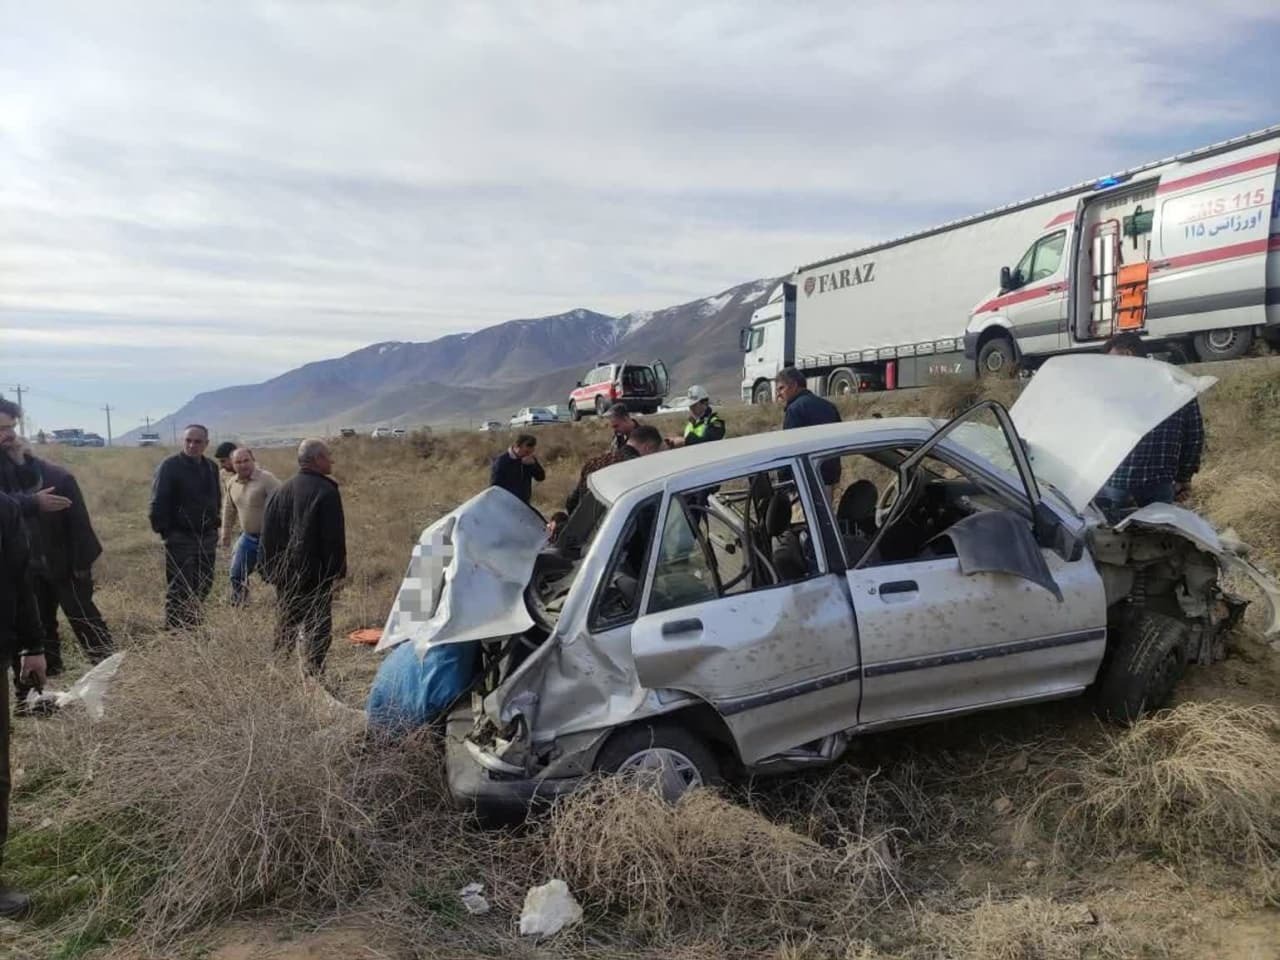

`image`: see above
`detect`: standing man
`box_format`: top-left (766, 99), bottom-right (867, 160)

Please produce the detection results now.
top-left (0, 426), bottom-right (112, 699)
top-left (214, 441), bottom-right (238, 478)
top-left (489, 434), bottom-right (545, 505)
top-left (1097, 333), bottom-right (1204, 513)
top-left (777, 367), bottom-right (842, 498)
top-left (221, 447), bottom-right (280, 606)
top-left (664, 385), bottom-right (726, 448)
top-left (605, 403), bottom-right (640, 452)
top-left (149, 424), bottom-right (222, 630)
top-left (553, 425), bottom-right (663, 538)
top-left (259, 439), bottom-right (346, 675)
top-left (0, 492), bottom-right (48, 918)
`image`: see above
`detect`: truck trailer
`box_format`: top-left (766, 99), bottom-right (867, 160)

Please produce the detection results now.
top-left (742, 124), bottom-right (1280, 403)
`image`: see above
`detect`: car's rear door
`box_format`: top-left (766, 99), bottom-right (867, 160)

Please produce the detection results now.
top-left (629, 463), bottom-right (861, 764)
top-left (843, 403), bottom-right (1106, 728)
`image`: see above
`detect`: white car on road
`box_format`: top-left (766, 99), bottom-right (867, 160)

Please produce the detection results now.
top-left (510, 407), bottom-right (560, 427)
top-left (379, 355), bottom-right (1279, 818)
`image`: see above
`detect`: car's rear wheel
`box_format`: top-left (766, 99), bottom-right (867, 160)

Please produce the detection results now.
top-left (594, 723), bottom-right (721, 800)
top-left (569, 401), bottom-right (581, 422)
top-left (1096, 610), bottom-right (1189, 723)
top-left (595, 395), bottom-right (609, 416)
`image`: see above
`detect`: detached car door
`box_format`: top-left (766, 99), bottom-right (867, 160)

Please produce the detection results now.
top-left (629, 463), bottom-right (861, 764)
top-left (844, 402), bottom-right (1107, 728)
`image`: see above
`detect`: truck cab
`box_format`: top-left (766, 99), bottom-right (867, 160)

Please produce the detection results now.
top-left (739, 282), bottom-right (793, 404)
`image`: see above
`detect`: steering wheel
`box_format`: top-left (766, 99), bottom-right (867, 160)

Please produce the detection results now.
top-left (875, 477), bottom-right (899, 529)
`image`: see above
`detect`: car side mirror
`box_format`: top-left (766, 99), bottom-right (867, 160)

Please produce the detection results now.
top-left (999, 266), bottom-right (1013, 292)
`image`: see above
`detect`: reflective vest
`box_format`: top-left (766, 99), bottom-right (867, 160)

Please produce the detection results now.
top-left (684, 410), bottom-right (725, 443)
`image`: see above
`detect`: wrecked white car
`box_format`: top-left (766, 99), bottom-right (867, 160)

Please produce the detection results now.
top-left (379, 355), bottom-right (1279, 816)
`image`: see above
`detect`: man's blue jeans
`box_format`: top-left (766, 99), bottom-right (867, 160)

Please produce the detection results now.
top-left (230, 532), bottom-right (260, 605)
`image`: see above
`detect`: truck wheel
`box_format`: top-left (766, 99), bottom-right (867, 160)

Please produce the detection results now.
top-left (827, 368), bottom-right (860, 397)
top-left (1096, 611), bottom-right (1188, 723)
top-left (1192, 327), bottom-right (1253, 362)
top-left (977, 335), bottom-right (1017, 377)
top-left (595, 723), bottom-right (721, 800)
top-left (752, 381), bottom-right (773, 405)
top-left (595, 396), bottom-right (609, 417)
top-left (569, 401), bottom-right (581, 422)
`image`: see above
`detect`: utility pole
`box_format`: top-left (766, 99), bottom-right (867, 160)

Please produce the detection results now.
top-left (170, 419), bottom-right (178, 446)
top-left (102, 404), bottom-right (113, 446)
top-left (8, 385), bottom-right (29, 436)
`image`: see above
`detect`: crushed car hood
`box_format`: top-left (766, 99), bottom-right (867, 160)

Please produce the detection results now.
top-left (1117, 504), bottom-right (1280, 636)
top-left (377, 486), bottom-right (549, 654)
top-left (1010, 354), bottom-right (1216, 514)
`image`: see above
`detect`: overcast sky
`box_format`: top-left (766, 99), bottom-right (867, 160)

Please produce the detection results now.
top-left (2, 1), bottom-right (1277, 436)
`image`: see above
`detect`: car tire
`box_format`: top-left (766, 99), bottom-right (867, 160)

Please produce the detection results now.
top-left (752, 380), bottom-right (772, 405)
top-left (569, 401), bottom-right (581, 422)
top-left (977, 335), bottom-right (1017, 377)
top-left (1192, 327), bottom-right (1253, 362)
top-left (595, 396), bottom-right (609, 417)
top-left (594, 722), bottom-right (721, 799)
top-left (1096, 611), bottom-right (1189, 723)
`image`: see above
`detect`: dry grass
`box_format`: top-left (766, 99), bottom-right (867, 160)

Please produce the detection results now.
top-left (1023, 701), bottom-right (1280, 902)
top-left (10, 357), bottom-right (1280, 958)
top-left (540, 778), bottom-right (901, 943)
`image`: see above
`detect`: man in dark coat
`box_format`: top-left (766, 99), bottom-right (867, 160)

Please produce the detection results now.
top-left (0, 492), bottom-right (48, 918)
top-left (259, 438), bottom-right (346, 675)
top-left (776, 367), bottom-right (842, 495)
top-left (149, 424), bottom-right (222, 630)
top-left (489, 434), bottom-right (545, 505)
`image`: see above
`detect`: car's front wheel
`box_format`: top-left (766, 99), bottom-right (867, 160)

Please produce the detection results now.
top-left (594, 723), bottom-right (721, 800)
top-left (1096, 610), bottom-right (1189, 723)
top-left (569, 401), bottom-right (581, 422)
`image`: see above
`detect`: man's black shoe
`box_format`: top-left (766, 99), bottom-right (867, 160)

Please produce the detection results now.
top-left (0, 886), bottom-right (33, 920)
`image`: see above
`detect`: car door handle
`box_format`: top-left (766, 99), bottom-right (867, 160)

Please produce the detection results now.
top-left (662, 617), bottom-right (704, 636)
top-left (877, 580), bottom-right (918, 597)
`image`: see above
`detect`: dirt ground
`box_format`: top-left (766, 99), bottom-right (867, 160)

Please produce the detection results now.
top-left (4, 357), bottom-right (1280, 959)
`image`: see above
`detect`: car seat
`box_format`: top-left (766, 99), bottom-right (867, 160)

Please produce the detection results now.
top-left (766, 491), bottom-right (809, 582)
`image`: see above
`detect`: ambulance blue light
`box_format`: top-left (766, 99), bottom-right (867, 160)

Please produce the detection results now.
top-left (1095, 176), bottom-right (1120, 189)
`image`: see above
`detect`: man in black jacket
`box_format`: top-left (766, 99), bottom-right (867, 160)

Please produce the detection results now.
top-left (259, 439), bottom-right (346, 675)
top-left (0, 492), bottom-right (48, 918)
top-left (777, 367), bottom-right (842, 496)
top-left (148, 424), bottom-right (222, 630)
top-left (489, 434), bottom-right (545, 505)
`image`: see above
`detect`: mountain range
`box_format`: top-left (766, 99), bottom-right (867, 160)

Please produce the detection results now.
top-left (123, 277), bottom-right (779, 442)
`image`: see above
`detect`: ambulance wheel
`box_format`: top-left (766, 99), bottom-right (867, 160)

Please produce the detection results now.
top-left (595, 396), bottom-right (609, 416)
top-left (977, 335), bottom-right (1017, 377)
top-left (569, 401), bottom-right (581, 422)
top-left (1192, 327), bottom-right (1252, 362)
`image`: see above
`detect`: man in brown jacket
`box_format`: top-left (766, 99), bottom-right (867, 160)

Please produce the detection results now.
top-left (220, 447), bottom-right (280, 606)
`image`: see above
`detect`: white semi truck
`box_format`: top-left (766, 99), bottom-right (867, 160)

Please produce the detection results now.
top-left (742, 124), bottom-right (1280, 403)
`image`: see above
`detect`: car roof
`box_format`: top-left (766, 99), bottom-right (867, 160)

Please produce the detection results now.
top-left (588, 417), bottom-right (940, 504)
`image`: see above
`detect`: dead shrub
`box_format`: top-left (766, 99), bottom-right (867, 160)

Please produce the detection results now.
top-left (926, 375), bottom-right (985, 419)
top-left (919, 895), bottom-right (1139, 960)
top-left (1022, 701), bottom-right (1280, 900)
top-left (541, 778), bottom-right (900, 943)
top-left (62, 622), bottom-right (452, 946)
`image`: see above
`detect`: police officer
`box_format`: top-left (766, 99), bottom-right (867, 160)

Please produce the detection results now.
top-left (665, 386), bottom-right (726, 448)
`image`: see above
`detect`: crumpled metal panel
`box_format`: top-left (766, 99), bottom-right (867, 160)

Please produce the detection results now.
top-left (377, 486), bottom-right (550, 653)
top-left (935, 510), bottom-right (1064, 601)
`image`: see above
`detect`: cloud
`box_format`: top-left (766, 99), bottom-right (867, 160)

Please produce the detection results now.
top-left (1, 0), bottom-right (1277, 430)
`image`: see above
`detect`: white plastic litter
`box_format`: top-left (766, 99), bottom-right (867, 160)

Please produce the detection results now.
top-left (459, 882), bottom-right (490, 916)
top-left (23, 653), bottom-right (126, 721)
top-left (518, 878), bottom-right (582, 938)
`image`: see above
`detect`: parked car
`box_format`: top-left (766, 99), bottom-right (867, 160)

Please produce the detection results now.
top-left (568, 360), bottom-right (669, 421)
top-left (371, 427), bottom-right (394, 438)
top-left (81, 433), bottom-right (106, 448)
top-left (510, 407), bottom-right (560, 427)
top-left (478, 421), bottom-right (505, 433)
top-left (378, 354), bottom-right (1279, 818)
top-left (392, 427), bottom-right (407, 439)
top-left (138, 432), bottom-right (161, 447)
top-left (340, 427), bottom-right (357, 438)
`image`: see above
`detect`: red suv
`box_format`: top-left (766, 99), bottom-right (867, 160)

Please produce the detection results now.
top-left (568, 360), bottom-right (669, 420)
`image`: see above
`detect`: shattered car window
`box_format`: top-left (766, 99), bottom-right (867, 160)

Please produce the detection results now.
top-left (591, 497), bottom-right (660, 627)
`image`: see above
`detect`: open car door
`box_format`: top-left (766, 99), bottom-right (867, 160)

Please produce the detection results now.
top-left (843, 400), bottom-right (1107, 728)
top-left (653, 360), bottom-right (670, 402)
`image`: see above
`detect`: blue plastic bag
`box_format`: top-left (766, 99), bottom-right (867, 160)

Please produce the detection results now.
top-left (366, 640), bottom-right (479, 736)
